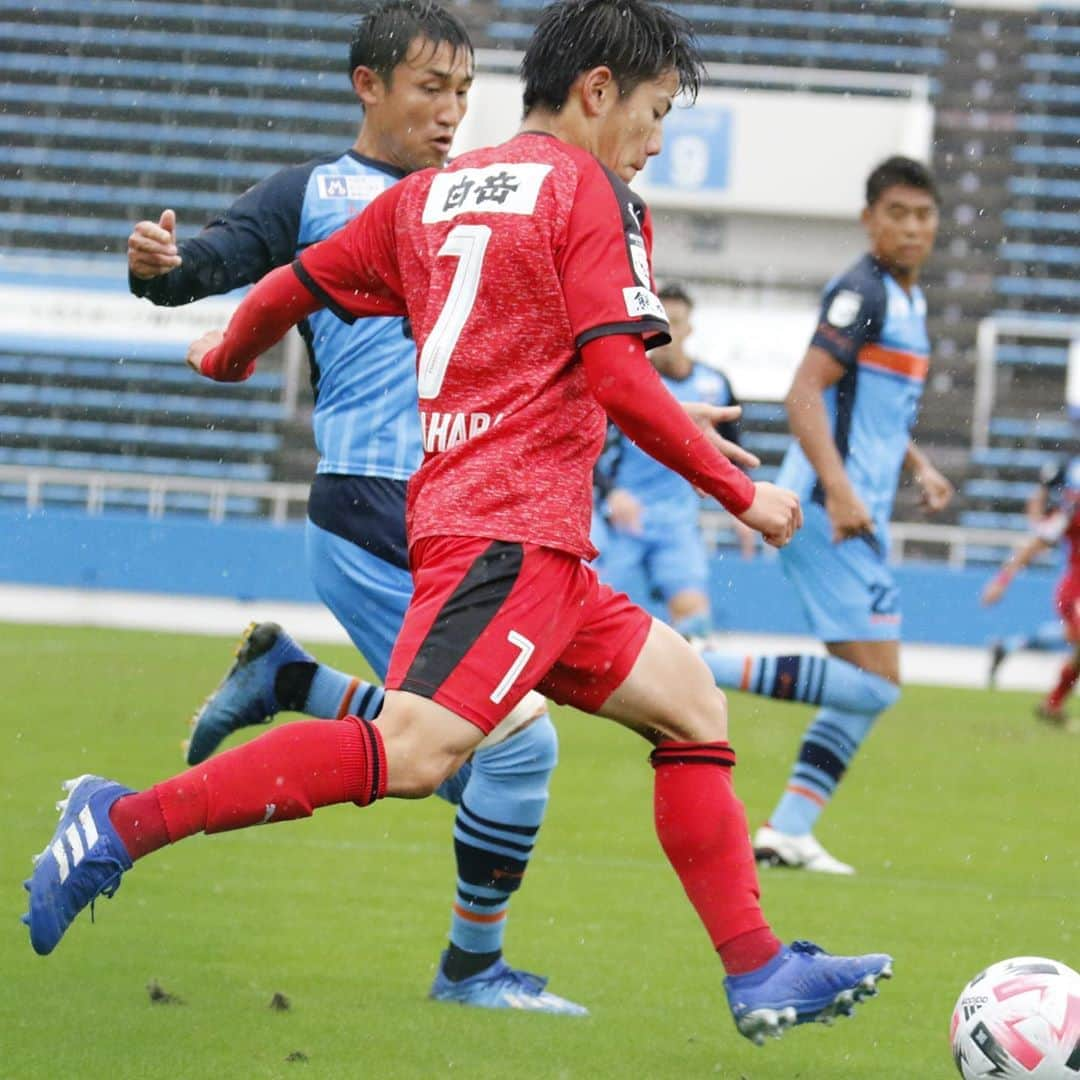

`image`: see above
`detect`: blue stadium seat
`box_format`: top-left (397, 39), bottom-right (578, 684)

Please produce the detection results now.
top-left (1012, 145), bottom-right (1080, 168)
top-left (959, 510), bottom-right (1029, 531)
top-left (999, 242), bottom-right (1080, 267)
top-left (0, 20), bottom-right (335, 62)
top-left (0, 0), bottom-right (345, 33)
top-left (0, 482), bottom-right (261, 517)
top-left (1003, 210), bottom-right (1080, 234)
top-left (994, 344), bottom-right (1069, 368)
top-left (0, 383), bottom-right (286, 423)
top-left (0, 446), bottom-right (271, 481)
top-left (995, 276), bottom-right (1080, 300)
top-left (0, 113), bottom-right (343, 156)
top-left (1020, 83), bottom-right (1080, 105)
top-left (972, 447), bottom-right (1062, 471)
top-left (1028, 24), bottom-right (1080, 44)
top-left (988, 417), bottom-right (1076, 443)
top-left (963, 478), bottom-right (1034, 503)
top-left (0, 82), bottom-right (359, 125)
top-left (1024, 51), bottom-right (1080, 75)
top-left (4, 145), bottom-right (278, 184)
top-left (1008, 177), bottom-right (1080, 200)
top-left (1017, 115), bottom-right (1080, 137)
top-left (0, 353), bottom-right (281, 392)
top-left (0, 416), bottom-right (280, 454)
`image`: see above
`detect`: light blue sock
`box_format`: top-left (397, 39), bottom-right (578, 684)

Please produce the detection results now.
top-left (303, 664), bottom-right (384, 721)
top-left (445, 713), bottom-right (557, 956)
top-left (702, 650), bottom-right (899, 715)
top-left (769, 704), bottom-right (889, 835)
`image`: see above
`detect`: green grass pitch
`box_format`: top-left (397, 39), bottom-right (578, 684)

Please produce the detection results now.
top-left (1, 622), bottom-right (1075, 1079)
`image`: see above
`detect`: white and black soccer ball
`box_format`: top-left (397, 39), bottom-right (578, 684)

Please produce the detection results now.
top-left (951, 956), bottom-right (1080, 1079)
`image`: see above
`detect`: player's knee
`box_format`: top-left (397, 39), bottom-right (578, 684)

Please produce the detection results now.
top-left (666, 684), bottom-right (729, 744)
top-left (389, 753), bottom-right (458, 799)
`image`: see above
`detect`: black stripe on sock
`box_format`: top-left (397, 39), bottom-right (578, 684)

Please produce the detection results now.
top-left (454, 818), bottom-right (534, 856)
top-left (456, 888), bottom-right (507, 908)
top-left (773, 655), bottom-right (801, 701)
top-left (810, 657), bottom-right (827, 706)
top-left (459, 799), bottom-right (540, 838)
top-left (797, 740), bottom-right (846, 782)
top-left (356, 684), bottom-right (379, 719)
top-left (359, 717), bottom-right (381, 804)
top-left (454, 839), bottom-right (529, 891)
top-left (650, 743), bottom-right (736, 769)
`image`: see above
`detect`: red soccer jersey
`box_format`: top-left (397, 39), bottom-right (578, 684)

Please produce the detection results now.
top-left (294, 132), bottom-right (670, 559)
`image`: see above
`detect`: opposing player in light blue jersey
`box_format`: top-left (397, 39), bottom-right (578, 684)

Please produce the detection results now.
top-left (127, 0), bottom-right (584, 1014)
top-left (595, 283), bottom-right (752, 639)
top-left (700, 157), bottom-right (954, 874)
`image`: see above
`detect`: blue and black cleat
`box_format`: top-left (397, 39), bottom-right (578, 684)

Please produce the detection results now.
top-left (186, 621), bottom-right (313, 765)
top-left (724, 940), bottom-right (893, 1045)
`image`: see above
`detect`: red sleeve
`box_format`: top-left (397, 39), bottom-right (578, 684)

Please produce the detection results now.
top-left (199, 264), bottom-right (322, 382)
top-left (558, 159), bottom-right (670, 351)
top-left (293, 180), bottom-right (408, 323)
top-left (582, 334), bottom-right (756, 516)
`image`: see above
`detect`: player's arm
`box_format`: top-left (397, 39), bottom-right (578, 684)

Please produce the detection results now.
top-left (982, 526), bottom-right (1056, 605)
top-left (128, 166), bottom-right (308, 306)
top-left (582, 335), bottom-right (800, 548)
top-left (187, 184), bottom-right (406, 382)
top-left (785, 345), bottom-right (872, 541)
top-left (904, 439), bottom-right (954, 513)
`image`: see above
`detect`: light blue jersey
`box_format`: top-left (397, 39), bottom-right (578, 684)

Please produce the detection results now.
top-left (297, 154), bottom-right (420, 480)
top-left (776, 253), bottom-right (931, 642)
top-left (777, 253), bottom-right (929, 545)
top-left (606, 362), bottom-right (737, 520)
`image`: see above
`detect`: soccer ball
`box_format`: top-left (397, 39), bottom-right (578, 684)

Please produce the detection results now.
top-left (950, 956), bottom-right (1080, 1079)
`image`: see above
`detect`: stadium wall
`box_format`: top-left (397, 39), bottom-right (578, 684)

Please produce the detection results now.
top-left (0, 508), bottom-right (1056, 648)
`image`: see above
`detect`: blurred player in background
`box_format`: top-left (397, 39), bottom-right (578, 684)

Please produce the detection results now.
top-left (126, 0), bottom-right (584, 1014)
top-left (594, 282), bottom-right (754, 641)
top-left (982, 456), bottom-right (1080, 727)
top-left (699, 157), bottom-right (954, 874)
top-left (30, 0), bottom-right (894, 1045)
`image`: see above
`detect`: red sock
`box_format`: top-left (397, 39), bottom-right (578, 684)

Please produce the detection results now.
top-left (109, 716), bottom-right (385, 860)
top-left (651, 741), bottom-right (782, 975)
top-left (1047, 662), bottom-right (1079, 710)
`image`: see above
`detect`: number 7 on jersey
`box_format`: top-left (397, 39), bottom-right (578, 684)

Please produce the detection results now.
top-left (417, 224), bottom-right (492, 400)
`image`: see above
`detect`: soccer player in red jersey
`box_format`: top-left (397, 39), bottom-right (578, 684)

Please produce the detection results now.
top-left (983, 456), bottom-right (1080, 728)
top-left (25, 0), bottom-right (892, 1042)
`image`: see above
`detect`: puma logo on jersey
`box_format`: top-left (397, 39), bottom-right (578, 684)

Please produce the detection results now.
top-left (421, 410), bottom-right (504, 454)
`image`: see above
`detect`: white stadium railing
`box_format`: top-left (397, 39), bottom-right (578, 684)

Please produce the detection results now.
top-left (1, 464), bottom-right (1031, 567)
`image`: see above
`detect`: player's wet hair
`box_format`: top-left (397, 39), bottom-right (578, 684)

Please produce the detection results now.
top-left (348, 0), bottom-right (473, 84)
top-left (658, 282), bottom-right (693, 308)
top-left (521, 0), bottom-right (704, 113)
top-left (865, 156), bottom-right (938, 207)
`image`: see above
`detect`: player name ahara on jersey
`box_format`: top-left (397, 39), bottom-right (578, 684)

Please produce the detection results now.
top-left (421, 410), bottom-right (504, 454)
top-left (422, 163), bottom-right (553, 223)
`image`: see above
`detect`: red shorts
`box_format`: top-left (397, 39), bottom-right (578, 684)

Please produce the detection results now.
top-left (1055, 571), bottom-right (1080, 638)
top-left (385, 535), bottom-right (652, 734)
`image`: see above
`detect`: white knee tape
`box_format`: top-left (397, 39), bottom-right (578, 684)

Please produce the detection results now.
top-left (476, 690), bottom-right (547, 750)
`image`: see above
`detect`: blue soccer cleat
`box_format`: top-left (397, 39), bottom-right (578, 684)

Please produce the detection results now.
top-left (724, 940), bottom-right (893, 1045)
top-left (186, 621), bottom-right (313, 765)
top-left (429, 953), bottom-right (589, 1015)
top-left (22, 775), bottom-right (134, 956)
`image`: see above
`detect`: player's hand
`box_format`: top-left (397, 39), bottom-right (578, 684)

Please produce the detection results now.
top-left (682, 402), bottom-right (760, 471)
top-left (981, 577), bottom-right (1007, 606)
top-left (606, 488), bottom-right (643, 534)
top-left (825, 484), bottom-right (874, 542)
top-left (186, 330), bottom-right (224, 376)
top-left (737, 482), bottom-right (802, 549)
top-left (915, 463), bottom-right (954, 514)
top-left (128, 209), bottom-right (181, 280)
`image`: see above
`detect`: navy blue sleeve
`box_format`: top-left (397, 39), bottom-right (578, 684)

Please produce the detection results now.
top-left (809, 256), bottom-right (886, 369)
top-left (129, 161), bottom-right (316, 306)
top-left (714, 370), bottom-right (741, 446)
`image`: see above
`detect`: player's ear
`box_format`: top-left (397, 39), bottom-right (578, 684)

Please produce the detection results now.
top-left (578, 66), bottom-right (617, 118)
top-left (351, 65), bottom-right (384, 108)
